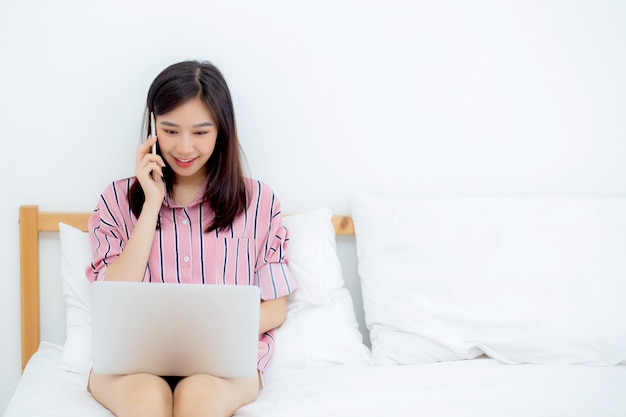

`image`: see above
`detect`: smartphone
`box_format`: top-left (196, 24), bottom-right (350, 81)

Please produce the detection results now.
top-left (150, 112), bottom-right (157, 154)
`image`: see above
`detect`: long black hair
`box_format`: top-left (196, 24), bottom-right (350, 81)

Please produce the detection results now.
top-left (128, 60), bottom-right (247, 232)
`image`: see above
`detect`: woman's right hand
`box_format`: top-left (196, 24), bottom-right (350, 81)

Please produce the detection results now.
top-left (103, 136), bottom-right (166, 282)
top-left (135, 135), bottom-right (166, 209)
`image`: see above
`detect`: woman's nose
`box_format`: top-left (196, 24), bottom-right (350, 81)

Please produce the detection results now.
top-left (176, 134), bottom-right (194, 154)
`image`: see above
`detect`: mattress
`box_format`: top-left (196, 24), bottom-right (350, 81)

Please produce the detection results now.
top-left (6, 342), bottom-right (626, 417)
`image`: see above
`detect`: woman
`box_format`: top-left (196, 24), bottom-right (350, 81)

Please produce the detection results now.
top-left (86, 60), bottom-right (296, 417)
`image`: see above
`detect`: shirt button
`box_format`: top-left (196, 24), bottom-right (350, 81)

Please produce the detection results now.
top-left (183, 256), bottom-right (190, 262)
top-left (182, 220), bottom-right (189, 225)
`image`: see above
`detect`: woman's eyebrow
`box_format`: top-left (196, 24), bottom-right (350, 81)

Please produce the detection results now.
top-left (193, 122), bottom-right (214, 127)
top-left (159, 121), bottom-right (214, 128)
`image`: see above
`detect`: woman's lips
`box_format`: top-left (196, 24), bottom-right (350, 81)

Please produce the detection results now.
top-left (174, 157), bottom-right (197, 168)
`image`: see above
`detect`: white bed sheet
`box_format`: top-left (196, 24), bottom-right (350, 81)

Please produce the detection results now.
top-left (6, 342), bottom-right (626, 417)
top-left (243, 359), bottom-right (626, 417)
top-left (4, 343), bottom-right (113, 417)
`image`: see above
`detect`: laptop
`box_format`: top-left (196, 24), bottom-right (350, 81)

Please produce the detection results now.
top-left (91, 281), bottom-right (260, 378)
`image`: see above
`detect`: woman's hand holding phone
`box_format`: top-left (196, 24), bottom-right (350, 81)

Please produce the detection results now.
top-left (136, 116), bottom-right (166, 208)
top-left (106, 121), bottom-right (165, 283)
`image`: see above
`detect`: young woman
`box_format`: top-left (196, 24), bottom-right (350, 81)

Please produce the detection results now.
top-left (85, 60), bottom-right (296, 417)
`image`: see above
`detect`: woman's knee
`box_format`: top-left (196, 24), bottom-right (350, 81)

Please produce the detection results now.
top-left (125, 377), bottom-right (172, 409)
top-left (89, 372), bottom-right (173, 417)
top-left (173, 375), bottom-right (221, 413)
top-left (173, 374), bottom-right (258, 417)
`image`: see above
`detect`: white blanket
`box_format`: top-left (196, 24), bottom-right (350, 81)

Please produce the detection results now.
top-left (6, 343), bottom-right (626, 417)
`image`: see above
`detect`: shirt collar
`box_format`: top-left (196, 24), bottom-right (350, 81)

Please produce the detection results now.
top-left (163, 176), bottom-right (210, 209)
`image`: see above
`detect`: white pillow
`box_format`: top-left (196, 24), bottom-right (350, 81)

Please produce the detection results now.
top-left (281, 209), bottom-right (345, 307)
top-left (263, 288), bottom-right (369, 380)
top-left (58, 209), bottom-right (370, 376)
top-left (58, 222), bottom-right (93, 374)
top-left (265, 209), bottom-right (370, 380)
top-left (352, 193), bottom-right (626, 366)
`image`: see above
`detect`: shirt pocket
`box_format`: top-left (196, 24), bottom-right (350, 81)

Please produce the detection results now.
top-left (214, 238), bottom-right (256, 285)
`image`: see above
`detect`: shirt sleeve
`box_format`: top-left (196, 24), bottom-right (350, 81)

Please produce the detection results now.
top-left (85, 181), bottom-right (133, 282)
top-left (254, 193), bottom-right (297, 300)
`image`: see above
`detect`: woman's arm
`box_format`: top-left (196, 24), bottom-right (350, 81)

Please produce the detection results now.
top-left (102, 136), bottom-right (165, 282)
top-left (101, 204), bottom-right (160, 281)
top-left (259, 296), bottom-right (288, 334)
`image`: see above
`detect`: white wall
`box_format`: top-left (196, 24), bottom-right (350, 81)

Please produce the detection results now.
top-left (1, 0), bottom-right (625, 412)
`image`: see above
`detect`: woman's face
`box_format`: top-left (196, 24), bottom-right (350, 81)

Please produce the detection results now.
top-left (155, 97), bottom-right (218, 185)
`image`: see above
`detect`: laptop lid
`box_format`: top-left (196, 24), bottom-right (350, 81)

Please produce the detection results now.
top-left (91, 281), bottom-right (260, 378)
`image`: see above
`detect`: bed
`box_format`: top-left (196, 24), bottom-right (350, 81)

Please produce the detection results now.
top-left (6, 196), bottom-right (626, 416)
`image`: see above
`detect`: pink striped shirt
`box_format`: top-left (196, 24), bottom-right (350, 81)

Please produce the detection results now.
top-left (86, 177), bottom-right (296, 372)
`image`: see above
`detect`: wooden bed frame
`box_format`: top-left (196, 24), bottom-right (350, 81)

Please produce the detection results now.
top-left (18, 205), bottom-right (355, 370)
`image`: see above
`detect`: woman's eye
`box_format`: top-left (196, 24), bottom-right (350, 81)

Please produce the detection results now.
top-left (194, 131), bottom-right (210, 136)
top-left (164, 129), bottom-right (177, 135)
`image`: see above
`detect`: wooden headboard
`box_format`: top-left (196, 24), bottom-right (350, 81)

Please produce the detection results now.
top-left (18, 205), bottom-right (355, 370)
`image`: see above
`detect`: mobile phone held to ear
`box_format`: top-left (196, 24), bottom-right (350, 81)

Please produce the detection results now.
top-left (150, 112), bottom-right (157, 154)
top-left (149, 112), bottom-right (161, 180)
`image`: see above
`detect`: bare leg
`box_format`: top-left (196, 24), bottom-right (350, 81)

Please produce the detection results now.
top-left (173, 373), bottom-right (259, 417)
top-left (88, 371), bottom-right (173, 417)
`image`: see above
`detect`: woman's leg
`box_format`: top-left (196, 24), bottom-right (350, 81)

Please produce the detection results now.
top-left (172, 373), bottom-right (259, 417)
top-left (88, 371), bottom-right (173, 417)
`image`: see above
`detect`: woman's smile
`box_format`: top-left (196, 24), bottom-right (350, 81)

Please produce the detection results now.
top-left (173, 157), bottom-right (198, 168)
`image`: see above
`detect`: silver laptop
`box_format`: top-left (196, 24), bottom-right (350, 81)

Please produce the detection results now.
top-left (91, 281), bottom-right (260, 378)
